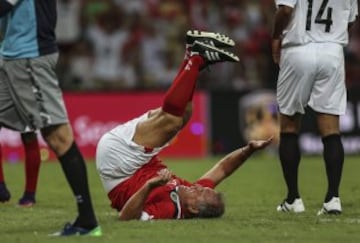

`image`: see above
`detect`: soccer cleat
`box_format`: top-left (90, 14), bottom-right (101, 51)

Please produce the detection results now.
top-left (18, 196), bottom-right (36, 208)
top-left (277, 198), bottom-right (305, 213)
top-left (317, 197), bottom-right (342, 216)
top-left (0, 183), bottom-right (11, 203)
top-left (50, 223), bottom-right (102, 237)
top-left (186, 30), bottom-right (235, 47)
top-left (191, 41), bottom-right (239, 65)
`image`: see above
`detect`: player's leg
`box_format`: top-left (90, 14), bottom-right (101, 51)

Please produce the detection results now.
top-left (1, 54), bottom-right (100, 235)
top-left (275, 45), bottom-right (316, 213)
top-left (316, 113), bottom-right (343, 215)
top-left (0, 64), bottom-right (15, 203)
top-left (162, 39), bottom-right (238, 121)
top-left (161, 39), bottom-right (238, 118)
top-left (0, 142), bottom-right (11, 202)
top-left (134, 40), bottom-right (239, 149)
top-left (309, 43), bottom-right (345, 215)
top-left (134, 55), bottom-right (205, 148)
top-left (18, 132), bottom-right (41, 207)
top-left (41, 123), bottom-right (100, 235)
top-left (276, 113), bottom-right (305, 212)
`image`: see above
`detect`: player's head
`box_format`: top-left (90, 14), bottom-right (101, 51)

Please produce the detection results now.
top-left (178, 185), bottom-right (225, 218)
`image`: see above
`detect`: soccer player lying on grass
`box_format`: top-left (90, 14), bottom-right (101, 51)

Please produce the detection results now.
top-left (96, 30), bottom-right (272, 220)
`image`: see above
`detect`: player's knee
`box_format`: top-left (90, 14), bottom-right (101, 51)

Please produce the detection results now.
top-left (280, 114), bottom-right (301, 133)
top-left (317, 114), bottom-right (340, 137)
top-left (41, 124), bottom-right (74, 155)
top-left (318, 126), bottom-right (340, 137)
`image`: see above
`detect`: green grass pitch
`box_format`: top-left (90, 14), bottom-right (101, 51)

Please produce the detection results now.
top-left (1, 153), bottom-right (360, 243)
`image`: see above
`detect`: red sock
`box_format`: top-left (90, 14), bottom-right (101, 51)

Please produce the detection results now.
top-left (173, 46), bottom-right (192, 81)
top-left (162, 55), bottom-right (204, 116)
top-left (23, 138), bottom-right (41, 193)
top-left (0, 144), bottom-right (4, 183)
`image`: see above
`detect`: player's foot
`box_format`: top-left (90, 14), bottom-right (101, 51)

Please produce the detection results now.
top-left (0, 183), bottom-right (11, 203)
top-left (277, 198), bottom-right (305, 213)
top-left (186, 30), bottom-right (235, 47)
top-left (18, 194), bottom-right (36, 207)
top-left (50, 222), bottom-right (102, 237)
top-left (317, 197), bottom-right (342, 216)
top-left (191, 41), bottom-right (239, 66)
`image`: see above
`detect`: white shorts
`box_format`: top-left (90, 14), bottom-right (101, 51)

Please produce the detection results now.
top-left (277, 42), bottom-right (346, 116)
top-left (96, 112), bottom-right (167, 193)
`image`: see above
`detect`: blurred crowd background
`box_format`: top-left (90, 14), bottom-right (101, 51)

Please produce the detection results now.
top-left (57, 0), bottom-right (360, 92)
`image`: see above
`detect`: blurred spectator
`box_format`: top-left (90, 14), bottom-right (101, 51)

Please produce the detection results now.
top-left (56, 0), bottom-right (83, 89)
top-left (55, 0), bottom-right (360, 91)
top-left (56, 0), bottom-right (82, 45)
top-left (85, 4), bottom-right (136, 89)
top-left (66, 40), bottom-right (96, 90)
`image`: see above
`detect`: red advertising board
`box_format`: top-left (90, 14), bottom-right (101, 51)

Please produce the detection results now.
top-left (0, 92), bottom-right (209, 162)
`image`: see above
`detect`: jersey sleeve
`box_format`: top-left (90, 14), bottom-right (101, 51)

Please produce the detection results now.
top-left (275, 0), bottom-right (297, 8)
top-left (349, 0), bottom-right (358, 23)
top-left (195, 178), bottom-right (216, 189)
top-left (142, 201), bottom-right (177, 220)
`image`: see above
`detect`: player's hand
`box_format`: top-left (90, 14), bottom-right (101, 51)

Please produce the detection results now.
top-left (272, 39), bottom-right (282, 64)
top-left (248, 137), bottom-right (273, 151)
top-left (147, 169), bottom-right (172, 188)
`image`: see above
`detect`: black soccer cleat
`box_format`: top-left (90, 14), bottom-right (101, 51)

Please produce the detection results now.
top-left (191, 40), bottom-right (239, 65)
top-left (0, 183), bottom-right (10, 203)
top-left (186, 30), bottom-right (235, 47)
top-left (50, 222), bottom-right (102, 237)
top-left (18, 192), bottom-right (36, 207)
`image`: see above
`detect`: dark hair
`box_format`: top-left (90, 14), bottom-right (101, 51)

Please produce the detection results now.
top-left (197, 192), bottom-right (225, 218)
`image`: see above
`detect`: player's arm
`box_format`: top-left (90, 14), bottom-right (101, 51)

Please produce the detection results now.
top-left (199, 138), bottom-right (272, 187)
top-left (348, 17), bottom-right (358, 32)
top-left (348, 0), bottom-right (358, 32)
top-left (0, 0), bottom-right (19, 16)
top-left (272, 4), bottom-right (293, 64)
top-left (119, 169), bottom-right (172, 221)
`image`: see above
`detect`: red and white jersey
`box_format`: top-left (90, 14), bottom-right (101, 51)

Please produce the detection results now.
top-left (108, 156), bottom-right (215, 220)
top-left (275, 0), bottom-right (358, 46)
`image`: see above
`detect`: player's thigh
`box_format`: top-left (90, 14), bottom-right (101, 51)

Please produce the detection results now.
top-left (28, 54), bottom-right (70, 127)
top-left (0, 64), bottom-right (27, 131)
top-left (3, 54), bottom-right (69, 131)
top-left (134, 111), bottom-right (183, 148)
top-left (96, 127), bottom-right (162, 192)
top-left (309, 46), bottom-right (346, 116)
top-left (41, 123), bottom-right (74, 156)
top-left (277, 46), bottom-right (316, 116)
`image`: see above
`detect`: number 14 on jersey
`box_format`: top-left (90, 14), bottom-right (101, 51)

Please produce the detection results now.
top-left (306, 0), bottom-right (333, 32)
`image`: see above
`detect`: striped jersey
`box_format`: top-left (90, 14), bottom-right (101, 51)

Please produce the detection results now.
top-left (0, 0), bottom-right (58, 59)
top-left (275, 0), bottom-right (358, 47)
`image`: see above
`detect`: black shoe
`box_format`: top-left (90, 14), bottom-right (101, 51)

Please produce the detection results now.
top-left (18, 193), bottom-right (36, 207)
top-left (50, 222), bottom-right (102, 237)
top-left (191, 41), bottom-right (239, 65)
top-left (0, 183), bottom-right (10, 202)
top-left (186, 30), bottom-right (235, 47)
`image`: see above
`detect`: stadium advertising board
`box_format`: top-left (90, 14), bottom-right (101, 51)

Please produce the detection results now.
top-left (211, 89), bottom-right (360, 155)
top-left (0, 92), bottom-right (209, 162)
